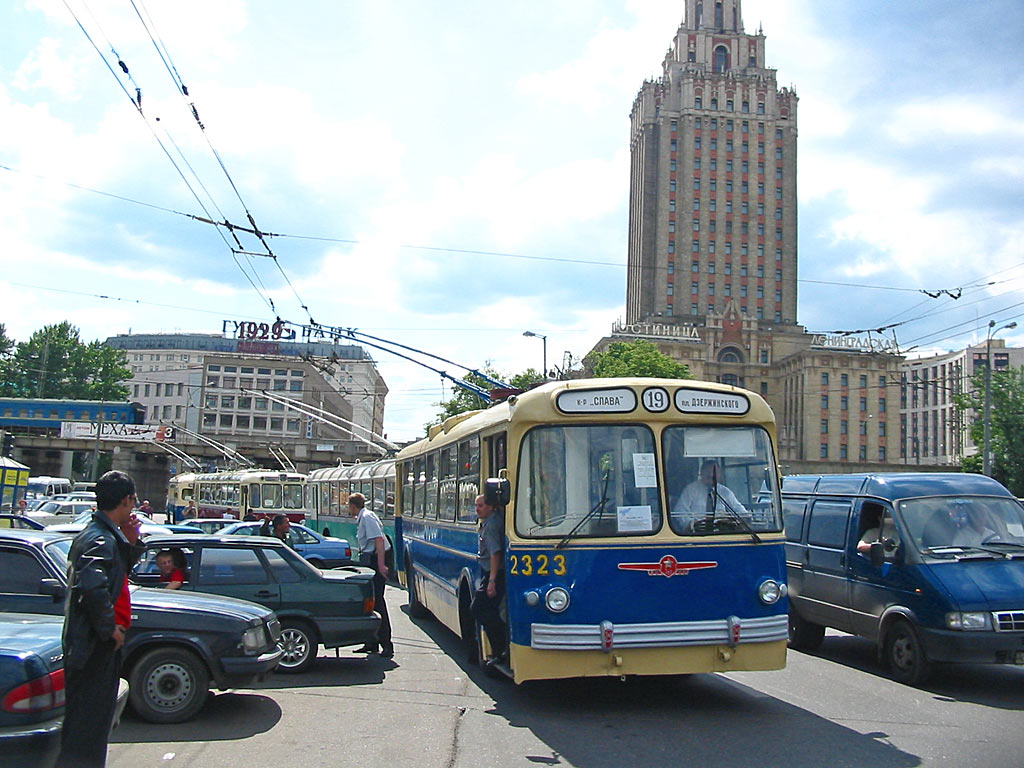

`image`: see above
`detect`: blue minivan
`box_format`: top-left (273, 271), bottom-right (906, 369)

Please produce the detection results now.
top-left (783, 473), bottom-right (1024, 684)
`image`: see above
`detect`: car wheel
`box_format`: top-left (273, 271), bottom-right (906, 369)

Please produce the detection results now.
top-left (788, 609), bottom-right (825, 652)
top-left (128, 647), bottom-right (209, 724)
top-left (277, 619), bottom-right (318, 673)
top-left (885, 619), bottom-right (931, 686)
top-left (406, 553), bottom-right (429, 619)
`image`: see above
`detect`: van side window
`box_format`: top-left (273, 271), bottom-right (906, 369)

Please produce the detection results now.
top-left (783, 499), bottom-right (807, 542)
top-left (806, 501), bottom-right (850, 548)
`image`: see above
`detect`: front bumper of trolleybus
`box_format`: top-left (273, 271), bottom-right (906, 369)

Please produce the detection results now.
top-left (508, 615), bottom-right (789, 683)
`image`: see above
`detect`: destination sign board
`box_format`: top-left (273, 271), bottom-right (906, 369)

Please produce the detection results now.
top-left (674, 389), bottom-right (750, 415)
top-left (556, 388), bottom-right (637, 414)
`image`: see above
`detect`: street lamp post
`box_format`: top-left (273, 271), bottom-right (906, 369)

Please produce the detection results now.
top-left (984, 320), bottom-right (1017, 476)
top-left (522, 331), bottom-right (547, 380)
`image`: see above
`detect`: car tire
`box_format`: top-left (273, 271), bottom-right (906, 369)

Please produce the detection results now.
top-left (277, 619), bottom-right (319, 673)
top-left (128, 647), bottom-right (209, 724)
top-left (406, 554), bottom-right (430, 619)
top-left (788, 609), bottom-right (825, 652)
top-left (885, 619), bottom-right (931, 686)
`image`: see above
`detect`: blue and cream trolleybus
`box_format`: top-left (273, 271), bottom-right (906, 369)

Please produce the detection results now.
top-left (396, 377), bottom-right (788, 683)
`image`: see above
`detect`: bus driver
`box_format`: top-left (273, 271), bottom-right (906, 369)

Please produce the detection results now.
top-left (672, 461), bottom-right (748, 532)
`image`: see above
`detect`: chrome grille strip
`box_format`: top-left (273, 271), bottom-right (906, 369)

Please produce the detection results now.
top-left (531, 615), bottom-right (788, 650)
top-left (993, 610), bottom-right (1024, 632)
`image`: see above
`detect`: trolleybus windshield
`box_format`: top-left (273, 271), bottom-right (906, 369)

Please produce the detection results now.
top-left (663, 425), bottom-right (782, 535)
top-left (515, 424), bottom-right (662, 538)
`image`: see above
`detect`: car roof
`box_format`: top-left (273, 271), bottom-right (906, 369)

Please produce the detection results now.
top-left (0, 528), bottom-right (74, 545)
top-left (140, 533), bottom-right (290, 548)
top-left (781, 472), bottom-right (1014, 500)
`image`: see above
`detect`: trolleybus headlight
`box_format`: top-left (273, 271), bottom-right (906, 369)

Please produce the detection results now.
top-left (545, 587), bottom-right (570, 613)
top-left (757, 579), bottom-right (785, 605)
top-left (524, 590), bottom-right (540, 607)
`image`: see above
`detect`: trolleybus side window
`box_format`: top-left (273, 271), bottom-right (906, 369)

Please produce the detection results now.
top-left (457, 436), bottom-right (480, 523)
top-left (438, 447), bottom-right (457, 522)
top-left (515, 424), bottom-right (662, 538)
top-left (490, 433), bottom-right (507, 475)
top-left (663, 425), bottom-right (783, 535)
top-left (385, 477), bottom-right (395, 518)
top-left (249, 483), bottom-right (261, 509)
top-left (413, 458), bottom-right (425, 518)
top-left (424, 453), bottom-right (438, 520)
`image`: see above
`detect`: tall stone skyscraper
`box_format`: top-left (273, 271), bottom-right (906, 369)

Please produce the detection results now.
top-left (594, 1), bottom-right (905, 470)
top-left (626, 0), bottom-right (798, 327)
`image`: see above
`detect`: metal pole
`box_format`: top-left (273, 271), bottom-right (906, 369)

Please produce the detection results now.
top-left (91, 412), bottom-right (104, 481)
top-left (542, 336), bottom-right (547, 380)
top-left (984, 326), bottom-right (993, 476)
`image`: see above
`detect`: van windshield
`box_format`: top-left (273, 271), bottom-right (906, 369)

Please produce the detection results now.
top-left (899, 496), bottom-right (1024, 551)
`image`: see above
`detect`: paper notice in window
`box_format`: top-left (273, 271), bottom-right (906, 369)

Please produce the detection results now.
top-left (617, 505), bottom-right (653, 532)
top-left (632, 453), bottom-right (657, 488)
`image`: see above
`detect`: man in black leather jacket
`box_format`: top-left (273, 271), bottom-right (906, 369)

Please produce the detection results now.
top-left (57, 471), bottom-right (143, 768)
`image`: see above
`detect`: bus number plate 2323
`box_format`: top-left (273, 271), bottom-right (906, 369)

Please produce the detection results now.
top-left (509, 554), bottom-right (567, 577)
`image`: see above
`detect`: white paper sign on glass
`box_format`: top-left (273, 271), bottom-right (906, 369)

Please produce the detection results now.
top-left (556, 388), bottom-right (637, 414)
top-left (617, 505), bottom-right (653, 533)
top-left (632, 453), bottom-right (657, 488)
top-left (674, 388), bottom-right (750, 415)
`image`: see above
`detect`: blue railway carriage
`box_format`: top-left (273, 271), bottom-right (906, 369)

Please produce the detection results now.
top-left (0, 398), bottom-right (145, 431)
top-left (396, 377), bottom-right (788, 684)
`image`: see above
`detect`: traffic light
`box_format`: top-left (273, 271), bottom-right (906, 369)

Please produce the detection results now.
top-left (1, 433), bottom-right (14, 457)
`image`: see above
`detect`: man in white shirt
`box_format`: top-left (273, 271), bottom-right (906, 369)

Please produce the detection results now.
top-left (672, 461), bottom-right (748, 532)
top-left (351, 493), bottom-right (393, 658)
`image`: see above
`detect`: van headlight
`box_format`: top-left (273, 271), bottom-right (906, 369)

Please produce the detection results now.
top-left (757, 579), bottom-right (787, 605)
top-left (545, 587), bottom-right (570, 613)
top-left (242, 625), bottom-right (267, 652)
top-left (945, 612), bottom-right (990, 631)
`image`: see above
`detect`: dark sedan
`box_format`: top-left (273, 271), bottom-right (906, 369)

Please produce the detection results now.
top-left (134, 535), bottom-right (379, 673)
top-left (0, 530), bottom-right (283, 723)
top-left (0, 613), bottom-right (128, 768)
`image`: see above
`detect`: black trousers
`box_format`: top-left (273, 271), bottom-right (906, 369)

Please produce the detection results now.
top-left (360, 553), bottom-right (393, 653)
top-left (470, 569), bottom-right (507, 658)
top-left (57, 641), bottom-right (120, 768)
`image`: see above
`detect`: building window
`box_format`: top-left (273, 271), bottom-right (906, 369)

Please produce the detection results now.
top-left (693, 240), bottom-right (700, 252)
top-left (695, 96), bottom-right (702, 109)
top-left (742, 100), bottom-right (749, 113)
top-left (841, 420), bottom-right (848, 435)
top-left (711, 98), bottom-right (718, 109)
top-left (841, 396), bottom-right (848, 410)
top-left (821, 419), bottom-right (829, 434)
top-left (236, 415), bottom-right (250, 429)
top-left (822, 372), bottom-right (829, 386)
top-left (840, 444), bottom-right (848, 460)
top-left (219, 414), bottom-right (233, 428)
top-left (860, 445), bottom-right (868, 461)
top-left (668, 263), bottom-right (675, 274)
top-left (821, 444), bottom-right (828, 459)
top-left (841, 373), bottom-right (849, 387)
top-left (693, 220), bottom-right (700, 231)
top-left (879, 397), bottom-right (887, 412)
top-left (860, 397), bottom-right (867, 411)
top-left (713, 45), bottom-right (729, 73)
top-left (860, 421), bottom-right (868, 436)
top-left (760, 349), bottom-right (769, 363)
top-left (726, 99), bottom-right (733, 111)
top-left (203, 413), bottom-right (216, 428)
top-left (879, 446), bottom-right (887, 461)
top-left (270, 418), bottom-right (284, 431)
top-left (692, 282), bottom-right (699, 294)
top-left (287, 419), bottom-right (301, 433)
top-left (758, 102), bottom-right (765, 114)
top-left (821, 395), bottom-right (829, 409)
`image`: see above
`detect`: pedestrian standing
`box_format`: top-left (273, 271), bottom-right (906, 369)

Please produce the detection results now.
top-left (57, 470), bottom-right (143, 768)
top-left (471, 493), bottom-right (507, 668)
top-left (351, 493), bottom-right (393, 658)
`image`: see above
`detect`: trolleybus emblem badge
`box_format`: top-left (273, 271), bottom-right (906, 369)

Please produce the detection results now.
top-left (617, 555), bottom-right (717, 578)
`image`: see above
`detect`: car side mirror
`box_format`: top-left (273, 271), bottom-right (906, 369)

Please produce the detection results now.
top-left (39, 578), bottom-right (66, 600)
top-left (869, 541), bottom-right (885, 567)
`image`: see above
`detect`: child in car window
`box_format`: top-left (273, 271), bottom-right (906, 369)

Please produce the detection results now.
top-left (156, 549), bottom-right (188, 589)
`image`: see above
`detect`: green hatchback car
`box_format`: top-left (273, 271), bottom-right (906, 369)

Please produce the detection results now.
top-left (133, 534), bottom-right (380, 673)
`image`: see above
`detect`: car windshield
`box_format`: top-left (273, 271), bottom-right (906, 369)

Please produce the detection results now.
top-left (515, 424), bottom-right (663, 538)
top-left (898, 496), bottom-right (1024, 551)
top-left (44, 538), bottom-right (73, 569)
top-left (663, 426), bottom-right (783, 535)
top-left (40, 502), bottom-right (62, 513)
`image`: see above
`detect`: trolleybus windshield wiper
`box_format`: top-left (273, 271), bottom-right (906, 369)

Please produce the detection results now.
top-left (707, 467), bottom-right (761, 543)
top-left (556, 472), bottom-right (611, 549)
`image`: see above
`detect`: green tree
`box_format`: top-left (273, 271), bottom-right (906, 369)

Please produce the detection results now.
top-left (0, 323), bottom-right (15, 397)
top-left (9, 322), bottom-right (131, 400)
top-left (954, 366), bottom-right (1024, 495)
top-left (584, 339), bottom-right (691, 379)
top-left (431, 366), bottom-right (544, 426)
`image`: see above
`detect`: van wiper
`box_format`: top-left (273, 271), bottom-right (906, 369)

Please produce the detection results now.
top-left (557, 473), bottom-right (610, 549)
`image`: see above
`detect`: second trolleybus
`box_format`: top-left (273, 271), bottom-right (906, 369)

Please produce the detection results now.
top-left (396, 377), bottom-right (788, 683)
top-left (306, 459), bottom-right (397, 550)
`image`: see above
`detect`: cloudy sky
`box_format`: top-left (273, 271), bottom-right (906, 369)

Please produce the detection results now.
top-left (3, 0), bottom-right (1023, 441)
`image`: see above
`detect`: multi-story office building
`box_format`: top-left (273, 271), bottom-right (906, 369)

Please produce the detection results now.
top-left (105, 332), bottom-right (389, 468)
top-left (901, 340), bottom-right (1024, 466)
top-left (593, 0), bottom-right (905, 470)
